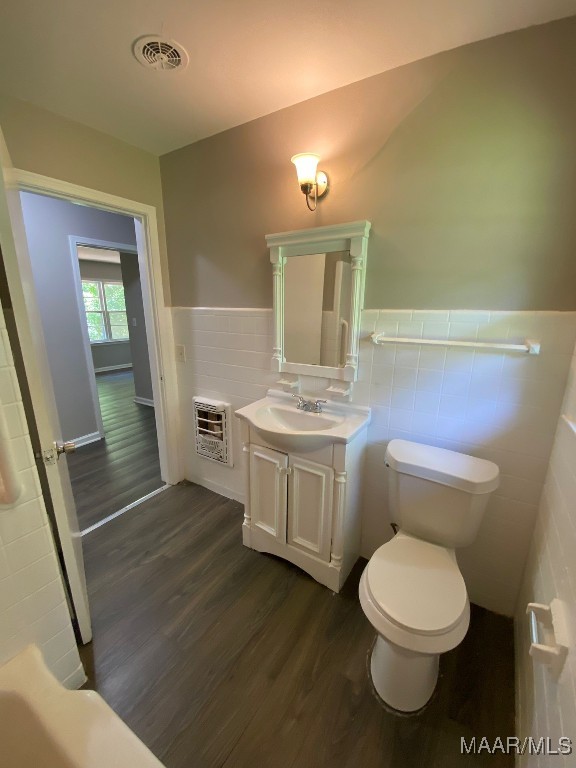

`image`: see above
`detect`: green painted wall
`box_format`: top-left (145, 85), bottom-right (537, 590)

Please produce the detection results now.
top-left (161, 18), bottom-right (576, 310)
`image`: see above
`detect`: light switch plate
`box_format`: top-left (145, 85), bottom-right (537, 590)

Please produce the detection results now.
top-left (175, 344), bottom-right (186, 363)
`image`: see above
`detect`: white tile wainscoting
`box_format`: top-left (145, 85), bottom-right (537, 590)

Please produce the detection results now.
top-left (173, 307), bottom-right (576, 617)
top-left (173, 308), bottom-right (276, 501)
top-left (515, 342), bottom-right (576, 767)
top-left (0, 305), bottom-right (84, 687)
top-left (356, 310), bottom-right (576, 616)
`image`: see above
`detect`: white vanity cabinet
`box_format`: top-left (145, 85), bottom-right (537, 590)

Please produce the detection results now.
top-left (250, 446), bottom-right (333, 562)
top-left (239, 416), bottom-right (368, 592)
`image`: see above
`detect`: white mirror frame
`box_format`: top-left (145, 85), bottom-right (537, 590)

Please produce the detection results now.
top-left (266, 220), bottom-right (371, 382)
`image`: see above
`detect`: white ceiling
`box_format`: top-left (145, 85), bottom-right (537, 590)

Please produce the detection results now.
top-left (1, 0), bottom-right (575, 155)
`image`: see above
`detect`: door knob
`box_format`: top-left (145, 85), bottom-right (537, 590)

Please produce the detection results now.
top-left (54, 440), bottom-right (76, 457)
top-left (39, 441), bottom-right (77, 466)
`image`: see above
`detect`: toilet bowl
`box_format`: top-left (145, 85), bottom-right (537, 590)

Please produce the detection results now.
top-left (359, 533), bottom-right (470, 711)
top-left (359, 439), bottom-right (499, 712)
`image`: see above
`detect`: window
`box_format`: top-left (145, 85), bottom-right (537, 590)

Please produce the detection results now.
top-left (81, 280), bottom-right (129, 342)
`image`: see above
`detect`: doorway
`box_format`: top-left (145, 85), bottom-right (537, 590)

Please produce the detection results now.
top-left (76, 242), bottom-right (164, 530)
top-left (0, 154), bottom-right (180, 643)
top-left (17, 192), bottom-right (167, 532)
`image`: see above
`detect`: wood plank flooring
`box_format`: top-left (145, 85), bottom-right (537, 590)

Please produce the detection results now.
top-left (80, 482), bottom-right (515, 768)
top-left (67, 371), bottom-right (163, 530)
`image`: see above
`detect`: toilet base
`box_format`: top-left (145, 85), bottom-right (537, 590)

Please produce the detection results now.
top-left (370, 635), bottom-right (439, 712)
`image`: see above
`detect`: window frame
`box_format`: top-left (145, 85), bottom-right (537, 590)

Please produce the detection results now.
top-left (81, 279), bottom-right (129, 343)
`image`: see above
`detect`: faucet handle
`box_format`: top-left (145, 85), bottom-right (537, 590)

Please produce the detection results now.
top-left (292, 394), bottom-right (305, 408)
top-left (313, 399), bottom-right (328, 412)
top-left (314, 399), bottom-right (327, 405)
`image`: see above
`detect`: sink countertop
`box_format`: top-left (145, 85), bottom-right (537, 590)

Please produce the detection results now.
top-left (235, 389), bottom-right (371, 449)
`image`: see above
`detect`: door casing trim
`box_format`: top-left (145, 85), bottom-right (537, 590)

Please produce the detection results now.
top-left (4, 167), bottom-right (182, 485)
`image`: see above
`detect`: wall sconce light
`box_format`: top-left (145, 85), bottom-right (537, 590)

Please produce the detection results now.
top-left (291, 153), bottom-right (329, 211)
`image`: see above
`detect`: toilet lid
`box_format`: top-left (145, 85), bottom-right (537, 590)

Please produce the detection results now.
top-left (366, 535), bottom-right (468, 636)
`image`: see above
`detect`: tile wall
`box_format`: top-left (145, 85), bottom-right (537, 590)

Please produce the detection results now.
top-left (173, 308), bottom-right (276, 500)
top-left (0, 304), bottom-right (84, 686)
top-left (355, 310), bottom-right (576, 615)
top-left (321, 310), bottom-right (341, 367)
top-left (515, 341), bottom-right (576, 766)
top-left (173, 307), bottom-right (576, 616)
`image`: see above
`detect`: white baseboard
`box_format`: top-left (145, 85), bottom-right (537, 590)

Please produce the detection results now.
top-left (187, 473), bottom-right (245, 504)
top-left (133, 396), bottom-right (154, 407)
top-left (94, 364), bottom-right (133, 373)
top-left (71, 431), bottom-right (102, 448)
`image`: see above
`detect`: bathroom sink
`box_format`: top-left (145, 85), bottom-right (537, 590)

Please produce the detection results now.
top-left (258, 404), bottom-right (345, 433)
top-left (236, 391), bottom-right (371, 452)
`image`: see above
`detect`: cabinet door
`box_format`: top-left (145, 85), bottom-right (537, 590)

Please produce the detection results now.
top-left (249, 445), bottom-right (288, 542)
top-left (287, 456), bottom-right (334, 562)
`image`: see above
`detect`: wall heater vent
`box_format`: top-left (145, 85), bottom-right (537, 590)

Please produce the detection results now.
top-left (193, 397), bottom-right (233, 466)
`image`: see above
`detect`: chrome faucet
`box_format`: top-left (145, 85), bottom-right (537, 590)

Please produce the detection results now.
top-left (292, 394), bottom-right (328, 413)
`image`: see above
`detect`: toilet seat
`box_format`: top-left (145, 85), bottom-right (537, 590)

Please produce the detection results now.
top-left (367, 532), bottom-right (467, 635)
top-left (359, 532), bottom-right (470, 655)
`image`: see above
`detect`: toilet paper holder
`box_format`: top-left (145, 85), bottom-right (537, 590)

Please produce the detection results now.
top-left (526, 599), bottom-right (569, 677)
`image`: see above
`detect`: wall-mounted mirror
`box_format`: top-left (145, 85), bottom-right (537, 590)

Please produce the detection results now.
top-left (284, 251), bottom-right (352, 367)
top-left (266, 221), bottom-right (371, 383)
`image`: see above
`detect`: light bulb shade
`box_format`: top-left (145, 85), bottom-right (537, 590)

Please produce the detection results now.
top-left (291, 153), bottom-right (320, 186)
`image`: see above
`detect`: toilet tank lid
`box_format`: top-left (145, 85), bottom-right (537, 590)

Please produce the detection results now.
top-left (385, 439), bottom-right (499, 494)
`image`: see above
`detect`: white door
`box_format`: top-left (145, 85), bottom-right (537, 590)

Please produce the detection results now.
top-left (0, 130), bottom-right (92, 642)
top-left (249, 445), bottom-right (288, 542)
top-left (287, 456), bottom-right (333, 562)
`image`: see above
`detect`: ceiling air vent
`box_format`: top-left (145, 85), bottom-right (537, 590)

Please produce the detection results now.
top-left (133, 36), bottom-right (189, 72)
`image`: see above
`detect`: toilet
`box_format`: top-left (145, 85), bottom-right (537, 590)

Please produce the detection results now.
top-left (359, 439), bottom-right (499, 713)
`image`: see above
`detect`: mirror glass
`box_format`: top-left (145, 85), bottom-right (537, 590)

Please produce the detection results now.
top-left (284, 251), bottom-right (352, 367)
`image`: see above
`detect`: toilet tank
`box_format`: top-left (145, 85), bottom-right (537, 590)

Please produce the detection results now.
top-left (385, 440), bottom-right (499, 548)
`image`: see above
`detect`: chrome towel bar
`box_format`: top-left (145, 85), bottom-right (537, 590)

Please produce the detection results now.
top-left (370, 333), bottom-right (540, 355)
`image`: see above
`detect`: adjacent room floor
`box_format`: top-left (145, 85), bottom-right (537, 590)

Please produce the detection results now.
top-left (67, 371), bottom-right (163, 530)
top-left (80, 482), bottom-right (515, 768)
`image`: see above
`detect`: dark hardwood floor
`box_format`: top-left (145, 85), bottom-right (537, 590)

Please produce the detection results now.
top-left (80, 482), bottom-right (515, 768)
top-left (67, 371), bottom-right (163, 530)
